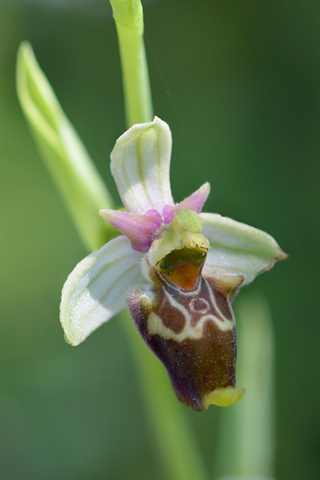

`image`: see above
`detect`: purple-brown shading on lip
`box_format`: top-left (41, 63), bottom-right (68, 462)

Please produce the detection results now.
top-left (127, 273), bottom-right (238, 412)
top-left (156, 292), bottom-right (187, 334)
top-left (205, 277), bottom-right (234, 321)
top-left (157, 277), bottom-right (227, 329)
top-left (148, 322), bottom-right (237, 411)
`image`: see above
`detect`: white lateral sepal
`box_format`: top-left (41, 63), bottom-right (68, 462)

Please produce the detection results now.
top-left (200, 212), bottom-right (286, 286)
top-left (60, 236), bottom-right (144, 346)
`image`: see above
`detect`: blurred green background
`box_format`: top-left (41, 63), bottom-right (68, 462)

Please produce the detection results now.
top-left (1, 0), bottom-right (319, 479)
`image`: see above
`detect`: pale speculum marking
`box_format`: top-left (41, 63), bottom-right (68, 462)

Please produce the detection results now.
top-left (147, 276), bottom-right (235, 341)
top-left (190, 297), bottom-right (210, 314)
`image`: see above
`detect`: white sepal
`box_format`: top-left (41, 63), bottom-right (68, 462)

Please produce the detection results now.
top-left (60, 236), bottom-right (144, 346)
top-left (110, 117), bottom-right (174, 214)
top-left (200, 213), bottom-right (286, 286)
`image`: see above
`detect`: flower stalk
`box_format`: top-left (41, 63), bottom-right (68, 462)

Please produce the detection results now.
top-left (109, 0), bottom-right (153, 127)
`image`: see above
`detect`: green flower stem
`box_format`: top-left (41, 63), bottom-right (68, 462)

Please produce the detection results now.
top-left (213, 295), bottom-right (275, 479)
top-left (109, 0), bottom-right (153, 126)
top-left (122, 312), bottom-right (210, 480)
top-left (16, 43), bottom-right (117, 251)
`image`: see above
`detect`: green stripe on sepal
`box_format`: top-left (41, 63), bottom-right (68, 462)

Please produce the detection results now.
top-left (200, 213), bottom-right (287, 286)
top-left (60, 236), bottom-right (144, 346)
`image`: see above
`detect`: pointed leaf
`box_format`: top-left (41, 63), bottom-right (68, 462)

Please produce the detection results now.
top-left (60, 236), bottom-right (144, 346)
top-left (200, 213), bottom-right (287, 286)
top-left (16, 42), bottom-right (116, 251)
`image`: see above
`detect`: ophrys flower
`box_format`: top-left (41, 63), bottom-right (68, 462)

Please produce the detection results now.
top-left (61, 117), bottom-right (286, 411)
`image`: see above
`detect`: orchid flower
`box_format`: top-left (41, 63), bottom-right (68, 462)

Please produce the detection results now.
top-left (61, 116), bottom-right (286, 412)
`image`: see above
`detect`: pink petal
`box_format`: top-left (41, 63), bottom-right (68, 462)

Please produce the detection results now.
top-left (99, 208), bottom-right (162, 252)
top-left (162, 182), bottom-right (210, 224)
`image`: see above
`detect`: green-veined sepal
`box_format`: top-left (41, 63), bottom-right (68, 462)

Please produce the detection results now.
top-left (60, 236), bottom-right (144, 346)
top-left (200, 213), bottom-right (287, 286)
top-left (111, 117), bottom-right (174, 214)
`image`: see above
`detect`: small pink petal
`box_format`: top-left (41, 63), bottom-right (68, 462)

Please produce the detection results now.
top-left (162, 204), bottom-right (176, 224)
top-left (162, 182), bottom-right (210, 224)
top-left (99, 208), bottom-right (162, 252)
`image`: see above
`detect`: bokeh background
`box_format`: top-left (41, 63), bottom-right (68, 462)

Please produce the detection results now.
top-left (1, 0), bottom-right (319, 479)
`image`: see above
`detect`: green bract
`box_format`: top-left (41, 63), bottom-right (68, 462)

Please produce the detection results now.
top-left (16, 43), bottom-right (116, 251)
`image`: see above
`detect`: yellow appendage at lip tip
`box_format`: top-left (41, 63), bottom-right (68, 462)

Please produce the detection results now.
top-left (203, 386), bottom-right (246, 408)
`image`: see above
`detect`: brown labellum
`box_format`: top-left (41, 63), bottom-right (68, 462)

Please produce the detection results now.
top-left (127, 246), bottom-right (245, 411)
